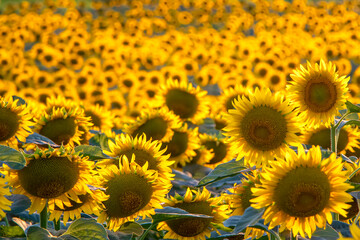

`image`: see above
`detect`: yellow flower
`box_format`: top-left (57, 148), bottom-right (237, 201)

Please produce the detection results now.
top-left (6, 147), bottom-right (96, 214)
top-left (101, 133), bottom-right (174, 186)
top-left (223, 88), bottom-right (302, 167)
top-left (0, 176), bottom-right (12, 219)
top-left (154, 79), bottom-right (210, 124)
top-left (251, 145), bottom-right (353, 238)
top-left (287, 59), bottom-right (349, 128)
top-left (158, 188), bottom-right (230, 240)
top-left (97, 154), bottom-right (170, 232)
top-left (0, 96), bottom-right (33, 147)
top-left (123, 107), bottom-right (182, 142)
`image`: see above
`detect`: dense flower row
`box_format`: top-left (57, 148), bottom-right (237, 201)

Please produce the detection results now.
top-left (0, 0), bottom-right (360, 239)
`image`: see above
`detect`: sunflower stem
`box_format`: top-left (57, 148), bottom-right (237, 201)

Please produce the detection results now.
top-left (330, 123), bottom-right (337, 155)
top-left (334, 111), bottom-right (351, 129)
top-left (138, 222), bottom-right (156, 240)
top-left (54, 219), bottom-right (60, 231)
top-left (40, 201), bottom-right (48, 229)
top-left (3, 215), bottom-right (9, 227)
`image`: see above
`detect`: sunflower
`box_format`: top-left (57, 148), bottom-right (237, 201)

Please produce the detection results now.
top-left (0, 176), bottom-right (12, 219)
top-left (81, 102), bottom-right (114, 132)
top-left (49, 189), bottom-right (108, 225)
top-left (251, 145), bottom-right (353, 238)
top-left (199, 133), bottom-right (235, 168)
top-left (286, 59), bottom-right (349, 128)
top-left (123, 107), bottom-right (182, 142)
top-left (5, 147), bottom-right (95, 214)
top-left (227, 170), bottom-right (268, 239)
top-left (97, 155), bottom-right (170, 232)
top-left (158, 188), bottom-right (230, 240)
top-left (33, 106), bottom-right (92, 146)
top-left (304, 125), bottom-right (360, 155)
top-left (228, 170), bottom-right (261, 216)
top-left (154, 79), bottom-right (210, 124)
top-left (223, 88), bottom-right (302, 167)
top-left (338, 223), bottom-right (360, 240)
top-left (0, 96), bottom-right (33, 147)
top-left (162, 125), bottom-right (200, 167)
top-left (101, 133), bottom-right (174, 186)
top-left (218, 85), bottom-right (249, 112)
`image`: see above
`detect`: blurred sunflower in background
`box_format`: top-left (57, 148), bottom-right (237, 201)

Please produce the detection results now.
top-left (154, 79), bottom-right (210, 124)
top-left (287, 60), bottom-right (349, 128)
top-left (124, 107), bottom-right (182, 142)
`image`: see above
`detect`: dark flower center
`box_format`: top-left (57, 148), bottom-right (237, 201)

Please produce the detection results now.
top-left (166, 89), bottom-right (199, 119)
top-left (0, 108), bottom-right (19, 141)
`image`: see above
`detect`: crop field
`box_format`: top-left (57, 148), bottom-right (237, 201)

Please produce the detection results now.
top-left (0, 0), bottom-right (360, 239)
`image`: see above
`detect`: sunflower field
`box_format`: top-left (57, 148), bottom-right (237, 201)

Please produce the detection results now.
top-left (2, 0), bottom-right (360, 239)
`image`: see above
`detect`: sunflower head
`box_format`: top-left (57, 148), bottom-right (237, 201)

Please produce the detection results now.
top-left (251, 145), bottom-right (353, 238)
top-left (223, 88), bottom-right (303, 167)
top-left (34, 106), bottom-right (92, 146)
top-left (0, 96), bottom-right (33, 147)
top-left (123, 107), bottom-right (182, 142)
top-left (0, 176), bottom-right (12, 219)
top-left (155, 79), bottom-right (210, 124)
top-left (6, 146), bottom-right (95, 214)
top-left (158, 188), bottom-right (230, 240)
top-left (101, 133), bottom-right (174, 186)
top-left (287, 59), bottom-right (349, 128)
top-left (97, 154), bottom-right (170, 232)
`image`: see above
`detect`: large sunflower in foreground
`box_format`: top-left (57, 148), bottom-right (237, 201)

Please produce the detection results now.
top-left (33, 106), bottom-right (92, 146)
top-left (157, 188), bottom-right (230, 240)
top-left (0, 96), bottom-right (33, 147)
top-left (223, 88), bottom-right (302, 167)
top-left (101, 133), bottom-right (174, 186)
top-left (123, 107), bottom-right (182, 142)
top-left (251, 145), bottom-right (353, 238)
top-left (287, 59), bottom-right (349, 128)
top-left (97, 155), bottom-right (170, 232)
top-left (5, 147), bottom-right (95, 214)
top-left (0, 176), bottom-right (12, 219)
top-left (154, 79), bottom-right (210, 124)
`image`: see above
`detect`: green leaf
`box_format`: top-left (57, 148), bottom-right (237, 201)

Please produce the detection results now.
top-left (61, 218), bottom-right (108, 240)
top-left (346, 101), bottom-right (360, 113)
top-left (341, 120), bottom-right (360, 128)
top-left (0, 145), bottom-right (26, 170)
top-left (206, 233), bottom-right (245, 240)
top-left (249, 223), bottom-right (281, 240)
top-left (231, 207), bottom-right (265, 234)
top-left (26, 226), bottom-right (55, 240)
top-left (12, 95), bottom-right (27, 106)
top-left (74, 145), bottom-right (112, 161)
top-left (89, 134), bottom-right (112, 152)
top-left (152, 207), bottom-right (213, 223)
top-left (312, 223), bottom-right (339, 240)
top-left (197, 159), bottom-right (247, 187)
top-left (118, 221), bottom-right (143, 236)
top-left (5, 194), bottom-right (31, 214)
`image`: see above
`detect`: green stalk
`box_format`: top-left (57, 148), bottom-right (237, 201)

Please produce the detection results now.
top-left (3, 215), bottom-right (9, 227)
top-left (40, 201), bottom-right (48, 229)
top-left (54, 219), bottom-right (60, 231)
top-left (330, 124), bottom-right (337, 155)
top-left (138, 223), bottom-right (156, 240)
